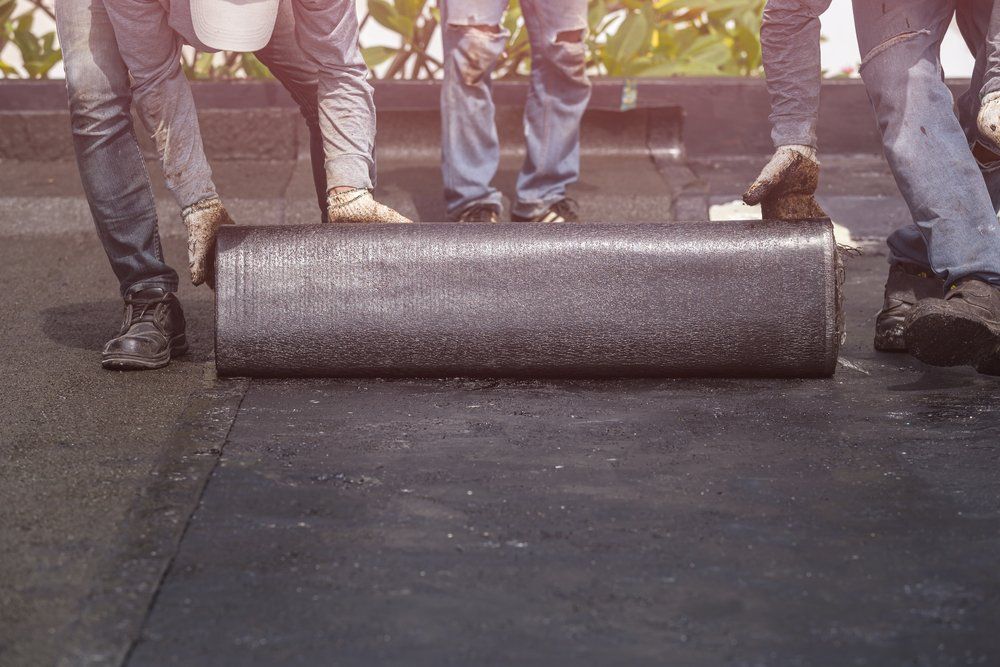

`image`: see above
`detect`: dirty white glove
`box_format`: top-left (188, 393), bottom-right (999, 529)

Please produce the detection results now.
top-left (327, 189), bottom-right (412, 224)
top-left (743, 145), bottom-right (827, 221)
top-left (747, 145), bottom-right (817, 190)
top-left (978, 91), bottom-right (1000, 150)
top-left (182, 197), bottom-right (235, 288)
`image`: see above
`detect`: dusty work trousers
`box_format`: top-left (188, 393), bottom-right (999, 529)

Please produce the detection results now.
top-left (103, 0), bottom-right (374, 207)
top-left (440, 0), bottom-right (592, 219)
top-left (54, 0), bottom-right (330, 295)
top-left (854, 0), bottom-right (1000, 286)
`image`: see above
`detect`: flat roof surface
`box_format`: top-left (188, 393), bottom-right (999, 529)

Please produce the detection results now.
top-left (126, 253), bottom-right (1000, 666)
top-left (1, 129), bottom-right (998, 665)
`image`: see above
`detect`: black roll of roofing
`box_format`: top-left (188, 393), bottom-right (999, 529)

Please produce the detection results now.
top-left (214, 220), bottom-right (841, 378)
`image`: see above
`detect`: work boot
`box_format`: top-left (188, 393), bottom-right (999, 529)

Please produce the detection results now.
top-left (903, 278), bottom-right (1000, 375)
top-left (182, 197), bottom-right (235, 288)
top-left (327, 188), bottom-right (411, 223)
top-left (874, 263), bottom-right (944, 352)
top-left (456, 202), bottom-right (501, 223)
top-left (102, 288), bottom-right (188, 371)
top-left (511, 198), bottom-right (580, 223)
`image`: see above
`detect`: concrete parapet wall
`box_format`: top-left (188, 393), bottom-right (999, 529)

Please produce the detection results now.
top-left (1, 78), bottom-right (973, 160)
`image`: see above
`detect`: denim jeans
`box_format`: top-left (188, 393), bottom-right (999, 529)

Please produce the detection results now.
top-left (54, 0), bottom-right (330, 295)
top-left (955, 0), bottom-right (1000, 209)
top-left (104, 0), bottom-right (373, 199)
top-left (55, 0), bottom-right (178, 297)
top-left (440, 0), bottom-right (591, 219)
top-left (853, 0), bottom-right (1000, 286)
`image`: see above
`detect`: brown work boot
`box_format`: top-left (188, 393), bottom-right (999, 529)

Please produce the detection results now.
top-left (511, 198), bottom-right (580, 223)
top-left (102, 288), bottom-right (188, 370)
top-left (455, 202), bottom-right (501, 223)
top-left (874, 263), bottom-right (944, 352)
top-left (904, 278), bottom-right (1000, 375)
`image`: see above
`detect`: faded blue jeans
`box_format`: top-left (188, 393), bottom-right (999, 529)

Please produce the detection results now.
top-left (56, 0), bottom-right (178, 296)
top-left (54, 0), bottom-right (329, 296)
top-left (440, 0), bottom-right (592, 219)
top-left (854, 0), bottom-right (1000, 286)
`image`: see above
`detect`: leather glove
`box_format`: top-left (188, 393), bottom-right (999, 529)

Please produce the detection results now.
top-left (743, 145), bottom-right (828, 221)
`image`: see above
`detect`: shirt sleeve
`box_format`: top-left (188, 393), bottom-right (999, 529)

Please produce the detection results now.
top-left (760, 0), bottom-right (833, 149)
top-left (102, 0), bottom-right (218, 208)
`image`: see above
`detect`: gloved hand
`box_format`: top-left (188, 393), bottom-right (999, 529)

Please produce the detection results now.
top-left (743, 144), bottom-right (828, 221)
top-left (978, 91), bottom-right (1000, 151)
top-left (182, 197), bottom-right (235, 288)
top-left (327, 188), bottom-right (412, 224)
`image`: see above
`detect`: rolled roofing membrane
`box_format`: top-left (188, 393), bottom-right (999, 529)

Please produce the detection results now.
top-left (215, 221), bottom-right (842, 378)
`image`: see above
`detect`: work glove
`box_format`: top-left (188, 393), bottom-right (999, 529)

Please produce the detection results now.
top-left (978, 91), bottom-right (1000, 153)
top-left (327, 188), bottom-right (412, 224)
top-left (182, 197), bottom-right (235, 288)
top-left (743, 145), bottom-right (828, 221)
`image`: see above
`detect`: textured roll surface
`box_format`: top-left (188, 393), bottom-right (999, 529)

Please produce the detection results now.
top-left (215, 221), bottom-right (841, 378)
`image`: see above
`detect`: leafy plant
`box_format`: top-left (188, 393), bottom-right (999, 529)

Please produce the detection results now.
top-left (1, 0), bottom-right (61, 79)
top-left (360, 0), bottom-right (766, 79)
top-left (0, 0), bottom-right (766, 80)
top-left (180, 50), bottom-right (273, 80)
top-left (591, 0), bottom-right (765, 77)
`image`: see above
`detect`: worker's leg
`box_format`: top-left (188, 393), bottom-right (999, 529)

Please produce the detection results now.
top-left (513, 0), bottom-right (591, 221)
top-left (439, 0), bottom-right (509, 219)
top-left (855, 0), bottom-right (1000, 287)
top-left (54, 0), bottom-right (178, 297)
top-left (254, 0), bottom-right (328, 221)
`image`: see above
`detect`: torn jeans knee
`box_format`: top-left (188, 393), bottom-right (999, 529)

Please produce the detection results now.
top-left (447, 23), bottom-right (508, 86)
top-left (859, 29), bottom-right (932, 72)
top-left (543, 27), bottom-right (590, 83)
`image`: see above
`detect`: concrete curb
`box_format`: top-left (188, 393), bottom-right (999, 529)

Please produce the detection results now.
top-left (3, 78), bottom-right (972, 159)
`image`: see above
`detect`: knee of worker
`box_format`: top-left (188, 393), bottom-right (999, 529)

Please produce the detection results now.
top-left (542, 28), bottom-right (591, 86)
top-left (446, 23), bottom-right (507, 87)
top-left (858, 29), bottom-right (938, 110)
top-left (860, 41), bottom-right (949, 138)
top-left (66, 88), bottom-right (131, 139)
top-left (63, 56), bottom-right (131, 138)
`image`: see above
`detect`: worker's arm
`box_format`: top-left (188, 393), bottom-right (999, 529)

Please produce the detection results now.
top-left (744, 0), bottom-right (832, 220)
top-left (102, 0), bottom-right (232, 286)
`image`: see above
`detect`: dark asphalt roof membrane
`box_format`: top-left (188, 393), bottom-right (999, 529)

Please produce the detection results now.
top-left (1, 93), bottom-right (996, 663)
top-left (130, 257), bottom-right (1000, 666)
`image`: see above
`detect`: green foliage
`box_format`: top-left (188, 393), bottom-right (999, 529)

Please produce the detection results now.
top-left (180, 51), bottom-right (273, 80)
top-left (0, 0), bottom-right (764, 80)
top-left (591, 0), bottom-right (766, 77)
top-left (361, 0), bottom-right (765, 79)
top-left (363, 0), bottom-right (444, 78)
top-left (1, 0), bottom-right (61, 79)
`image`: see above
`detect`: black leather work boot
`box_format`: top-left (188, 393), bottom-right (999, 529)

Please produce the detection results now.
top-left (874, 263), bottom-right (944, 352)
top-left (102, 288), bottom-right (188, 370)
top-left (904, 278), bottom-right (1000, 375)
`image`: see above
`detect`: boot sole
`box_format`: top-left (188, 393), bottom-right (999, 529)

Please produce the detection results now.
top-left (873, 326), bottom-right (908, 353)
top-left (102, 335), bottom-right (189, 371)
top-left (904, 309), bottom-right (1000, 368)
